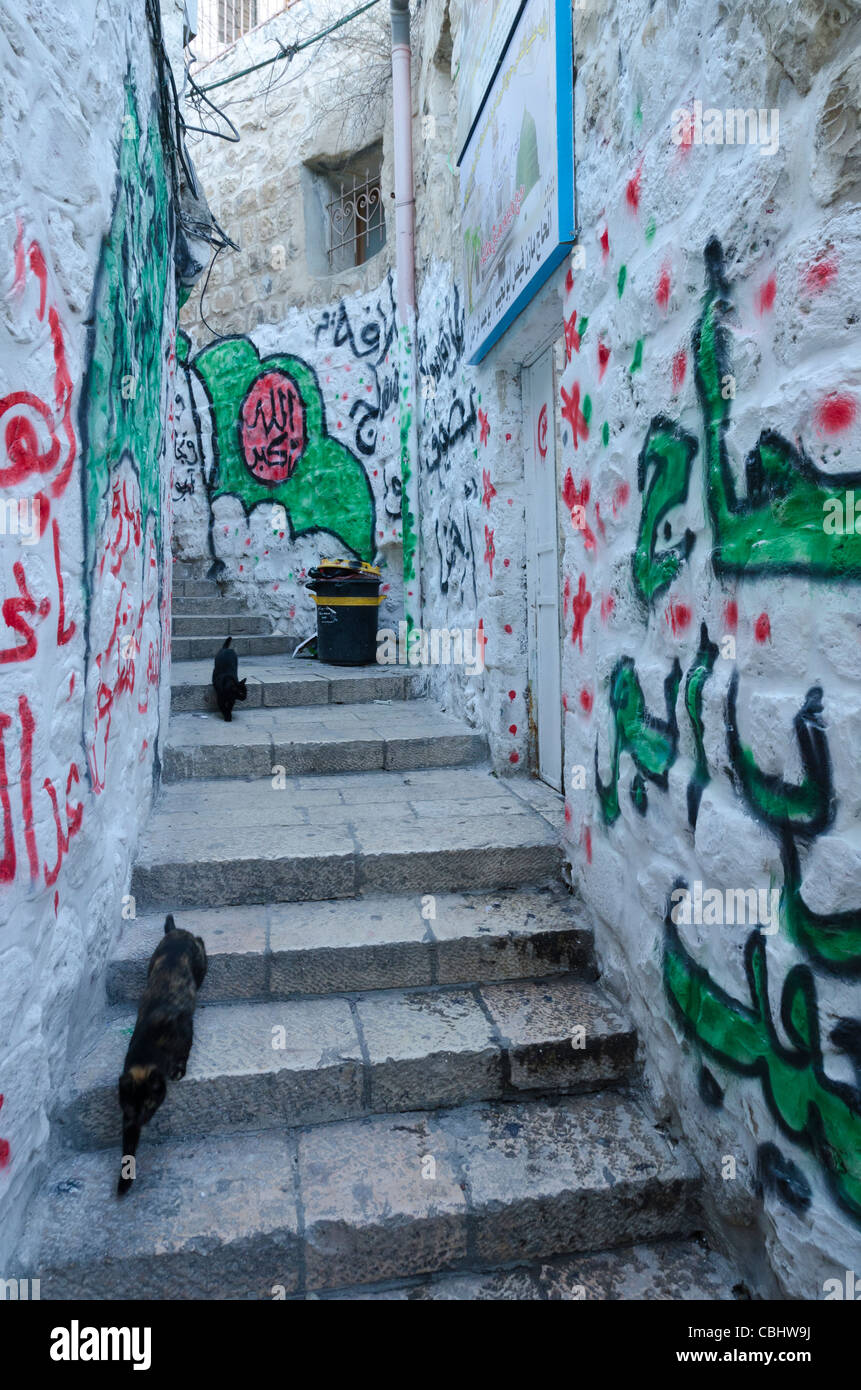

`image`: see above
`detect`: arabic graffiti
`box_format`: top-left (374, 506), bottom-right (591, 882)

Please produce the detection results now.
top-left (189, 336), bottom-right (376, 562)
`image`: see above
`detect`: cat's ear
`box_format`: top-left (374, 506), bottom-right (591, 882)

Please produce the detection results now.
top-left (164, 914), bottom-right (176, 934)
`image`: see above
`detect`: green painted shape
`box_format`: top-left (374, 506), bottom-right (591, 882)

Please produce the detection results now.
top-left (664, 916), bottom-right (861, 1222)
top-left (632, 415), bottom-right (698, 606)
top-left (630, 339), bottom-right (643, 373)
top-left (602, 421), bottom-right (610, 447)
top-left (684, 624), bottom-right (719, 826)
top-left (595, 656), bottom-right (681, 825)
top-left (192, 335), bottom-right (375, 562)
top-left (695, 239), bottom-right (861, 580)
top-left (645, 217), bottom-right (657, 243)
top-left (617, 265), bottom-right (627, 298)
top-left (582, 394), bottom-right (592, 426)
top-left (578, 316), bottom-right (589, 342)
top-left (82, 80), bottom-right (172, 569)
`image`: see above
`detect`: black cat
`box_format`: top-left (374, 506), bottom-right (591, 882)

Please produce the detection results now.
top-left (212, 636), bottom-right (247, 721)
top-left (117, 915), bottom-right (207, 1196)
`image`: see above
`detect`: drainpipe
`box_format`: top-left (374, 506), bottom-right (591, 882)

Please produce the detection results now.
top-left (390, 0), bottom-right (421, 639)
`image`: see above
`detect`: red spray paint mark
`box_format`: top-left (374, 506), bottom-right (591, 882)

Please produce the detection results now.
top-left (483, 525), bottom-right (495, 578)
top-left (565, 267), bottom-right (574, 294)
top-left (18, 694), bottom-right (39, 880)
top-left (504, 624), bottom-right (513, 634)
top-left (509, 751), bottom-right (520, 764)
top-left (571, 574), bottom-right (592, 651)
top-left (240, 370), bottom-right (306, 482)
top-left (509, 724), bottom-right (517, 735)
top-left (756, 277), bottom-right (777, 315)
top-left (724, 600), bottom-right (739, 633)
top-left (579, 688), bottom-right (593, 714)
top-left (563, 575), bottom-right (571, 619)
top-left (803, 257), bottom-right (837, 296)
top-left (612, 483), bottom-right (630, 514)
top-left (54, 890), bottom-right (59, 916)
top-left (754, 612), bottom-right (771, 643)
top-left (478, 407), bottom-right (490, 446)
top-left (481, 468), bottom-right (497, 509)
top-left (0, 713), bottom-right (15, 882)
top-left (599, 226), bottom-right (610, 260)
top-left (564, 802), bottom-right (573, 825)
top-left (815, 393), bottom-right (857, 435)
top-left (562, 471), bottom-right (596, 549)
top-left (594, 502), bottom-right (607, 540)
top-left (560, 384), bottom-right (589, 450)
top-left (600, 593), bottom-right (615, 621)
top-left (564, 311), bottom-right (581, 360)
top-left (0, 1094), bottom-right (9, 1169)
top-left (508, 690), bottom-right (516, 701)
top-left (666, 601), bottom-right (692, 635)
top-left (583, 825), bottom-right (593, 864)
top-left (656, 264), bottom-right (671, 310)
top-left (626, 162), bottom-right (643, 213)
top-left (672, 349), bottom-right (687, 393)
top-left (53, 519), bottom-right (75, 646)
top-left (597, 341), bottom-right (611, 380)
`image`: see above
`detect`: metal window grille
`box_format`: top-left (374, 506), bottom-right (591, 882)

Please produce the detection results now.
top-left (191, 0), bottom-right (290, 62)
top-left (326, 171), bottom-right (385, 269)
top-left (218, 0), bottom-right (258, 45)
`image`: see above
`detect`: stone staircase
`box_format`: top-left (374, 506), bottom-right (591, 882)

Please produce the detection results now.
top-left (18, 575), bottom-right (743, 1299)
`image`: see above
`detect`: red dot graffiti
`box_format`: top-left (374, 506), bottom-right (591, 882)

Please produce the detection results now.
top-left (597, 341), bottom-right (611, 381)
top-left (599, 226), bottom-right (610, 260)
top-left (672, 349), bottom-right (687, 393)
top-left (803, 257), bottom-right (837, 296)
top-left (483, 524), bottom-right (495, 579)
top-left (724, 600), bottom-right (739, 633)
top-left (814, 393), bottom-right (857, 436)
top-left (239, 370), bottom-right (307, 484)
top-left (656, 264), bottom-right (671, 310)
top-left (666, 601), bottom-right (692, 635)
top-left (755, 277), bottom-right (777, 315)
top-left (562, 470), bottom-right (596, 550)
top-left (755, 612), bottom-right (771, 643)
top-left (478, 407), bottom-right (490, 446)
top-left (564, 311), bottom-right (581, 361)
top-left (579, 688), bottom-right (593, 714)
top-left (625, 163), bottom-right (643, 213)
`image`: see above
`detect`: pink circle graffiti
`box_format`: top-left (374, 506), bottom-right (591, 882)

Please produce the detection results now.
top-left (239, 370), bottom-right (307, 484)
top-left (537, 402), bottom-right (548, 460)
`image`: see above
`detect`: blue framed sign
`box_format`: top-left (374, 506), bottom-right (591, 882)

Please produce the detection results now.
top-left (459, 0), bottom-right (575, 365)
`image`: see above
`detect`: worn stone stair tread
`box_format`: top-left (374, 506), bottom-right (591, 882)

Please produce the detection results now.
top-left (172, 633), bottom-right (295, 660)
top-left (172, 613), bottom-right (273, 636)
top-left (322, 1239), bottom-right (742, 1300)
top-left (107, 886), bottom-right (595, 1002)
top-left (171, 656), bottom-right (425, 712)
top-left (24, 1092), bottom-right (701, 1298)
top-left (162, 698), bottom-right (487, 779)
top-left (130, 768), bottom-right (562, 909)
top-left (62, 975), bottom-right (636, 1148)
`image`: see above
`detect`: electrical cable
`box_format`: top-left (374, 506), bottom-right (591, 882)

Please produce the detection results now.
top-left (197, 0), bottom-right (384, 94)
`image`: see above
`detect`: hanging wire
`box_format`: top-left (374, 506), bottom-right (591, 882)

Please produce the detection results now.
top-left (196, 0), bottom-right (384, 94)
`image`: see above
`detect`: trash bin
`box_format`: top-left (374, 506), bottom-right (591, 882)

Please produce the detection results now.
top-left (306, 558), bottom-right (383, 666)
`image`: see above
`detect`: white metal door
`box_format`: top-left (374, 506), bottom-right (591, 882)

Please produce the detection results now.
top-left (524, 348), bottom-right (563, 791)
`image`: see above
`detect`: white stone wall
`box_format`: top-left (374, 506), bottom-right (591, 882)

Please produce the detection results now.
top-left (0, 1), bottom-right (178, 1268)
top-left (175, 1), bottom-right (404, 631)
top-left (413, 0), bottom-right (861, 1296)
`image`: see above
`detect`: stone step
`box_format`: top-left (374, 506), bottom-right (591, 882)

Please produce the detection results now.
top-left (171, 657), bottom-right (426, 713)
top-left (174, 578), bottom-right (223, 599)
top-left (171, 559), bottom-right (213, 583)
top-left (162, 700), bottom-right (487, 782)
top-left (319, 1240), bottom-right (743, 1300)
top-left (172, 614), bottom-right (273, 637)
top-left (172, 595), bottom-right (247, 616)
top-left (107, 886), bottom-right (595, 1004)
top-left (61, 975), bottom-right (637, 1149)
top-left (129, 768), bottom-right (562, 911)
top-left (172, 633), bottom-right (294, 661)
top-left (24, 1091), bottom-right (701, 1298)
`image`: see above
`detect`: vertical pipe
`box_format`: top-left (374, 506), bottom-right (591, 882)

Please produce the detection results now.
top-left (390, 0), bottom-right (421, 638)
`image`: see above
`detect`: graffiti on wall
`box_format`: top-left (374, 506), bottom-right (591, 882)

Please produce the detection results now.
top-left (582, 239), bottom-right (861, 1225)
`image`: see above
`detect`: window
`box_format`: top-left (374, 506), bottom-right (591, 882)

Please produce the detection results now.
top-left (218, 0), bottom-right (258, 45)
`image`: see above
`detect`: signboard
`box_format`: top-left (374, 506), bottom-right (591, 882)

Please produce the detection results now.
top-left (456, 0), bottom-right (526, 159)
top-left (459, 0), bottom-right (575, 365)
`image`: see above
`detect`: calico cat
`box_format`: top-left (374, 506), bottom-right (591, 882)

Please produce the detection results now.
top-left (212, 636), bottom-right (247, 721)
top-left (117, 914), bottom-right (207, 1196)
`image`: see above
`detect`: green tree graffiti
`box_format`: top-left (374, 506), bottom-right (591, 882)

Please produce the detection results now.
top-left (80, 80), bottom-right (172, 571)
top-left (191, 336), bottom-right (375, 562)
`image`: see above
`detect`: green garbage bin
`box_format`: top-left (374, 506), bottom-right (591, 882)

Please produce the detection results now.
top-left (306, 559), bottom-right (383, 666)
